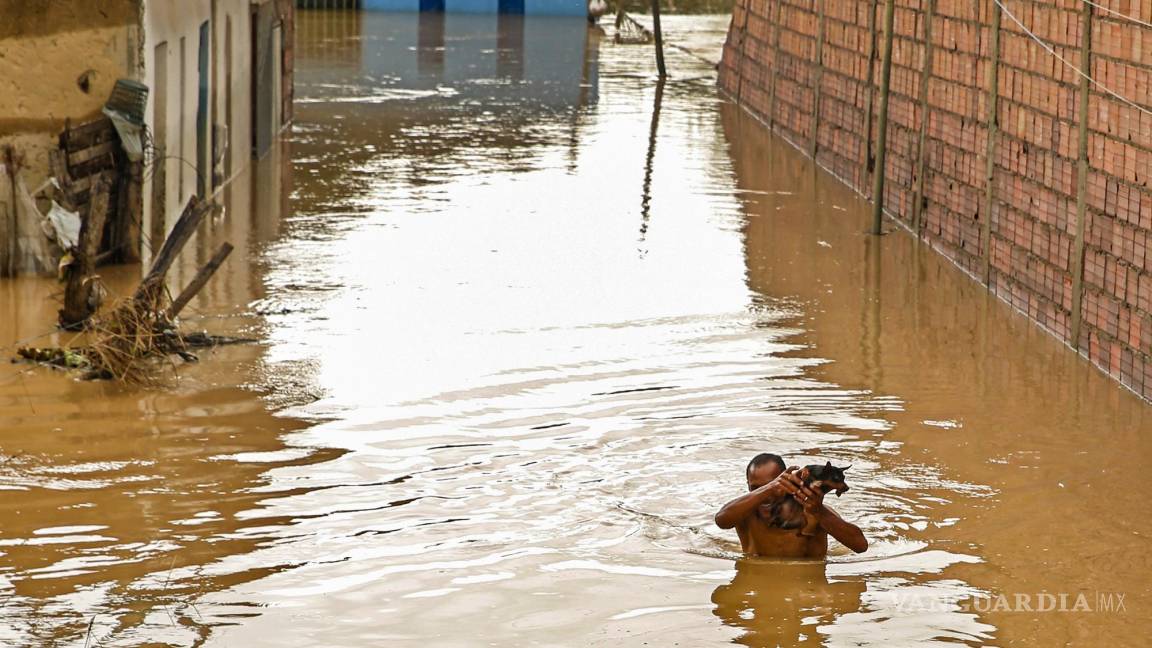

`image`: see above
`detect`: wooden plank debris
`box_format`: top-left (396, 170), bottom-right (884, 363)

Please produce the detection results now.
top-left (169, 242), bottom-right (234, 318)
top-left (58, 173), bottom-right (112, 328)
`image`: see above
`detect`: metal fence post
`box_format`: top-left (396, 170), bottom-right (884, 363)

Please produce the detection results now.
top-left (652, 0), bottom-right (667, 78)
top-left (911, 0), bottom-right (937, 235)
top-left (869, 0), bottom-right (897, 235)
top-left (980, 0), bottom-right (1003, 283)
top-left (1070, 0), bottom-right (1094, 346)
top-left (810, 0), bottom-right (826, 159)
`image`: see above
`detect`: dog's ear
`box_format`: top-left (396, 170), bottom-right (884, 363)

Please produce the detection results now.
top-left (825, 461), bottom-right (832, 469)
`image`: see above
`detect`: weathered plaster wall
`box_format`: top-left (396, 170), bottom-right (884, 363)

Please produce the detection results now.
top-left (0, 26), bottom-right (138, 133)
top-left (720, 0), bottom-right (1152, 399)
top-left (0, 0), bottom-right (293, 275)
top-left (142, 0), bottom-right (215, 242)
top-left (142, 0), bottom-right (284, 247)
top-left (0, 0), bottom-right (138, 38)
top-left (0, 0), bottom-right (141, 274)
top-left (141, 0), bottom-right (292, 251)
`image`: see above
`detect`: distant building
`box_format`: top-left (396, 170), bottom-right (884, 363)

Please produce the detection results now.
top-left (0, 0), bottom-right (294, 276)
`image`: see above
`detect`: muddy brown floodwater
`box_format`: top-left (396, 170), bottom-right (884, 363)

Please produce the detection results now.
top-left (0, 11), bottom-right (1149, 648)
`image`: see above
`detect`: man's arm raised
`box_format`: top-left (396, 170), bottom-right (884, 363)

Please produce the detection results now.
top-left (797, 484), bottom-right (868, 553)
top-left (816, 506), bottom-right (868, 553)
top-left (714, 467), bottom-right (804, 529)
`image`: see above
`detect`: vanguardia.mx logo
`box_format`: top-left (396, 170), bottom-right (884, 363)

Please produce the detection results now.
top-left (893, 591), bottom-right (1128, 613)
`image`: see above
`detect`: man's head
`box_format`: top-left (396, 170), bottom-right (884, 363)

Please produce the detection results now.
top-left (745, 452), bottom-right (786, 491)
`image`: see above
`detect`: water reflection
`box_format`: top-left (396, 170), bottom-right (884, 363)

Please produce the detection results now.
top-left (712, 560), bottom-right (866, 647)
top-left (0, 137), bottom-right (301, 646)
top-left (638, 77), bottom-right (664, 250)
top-left (207, 12), bottom-right (1000, 647)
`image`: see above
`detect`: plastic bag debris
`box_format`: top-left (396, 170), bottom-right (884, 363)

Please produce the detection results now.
top-left (47, 201), bottom-right (82, 250)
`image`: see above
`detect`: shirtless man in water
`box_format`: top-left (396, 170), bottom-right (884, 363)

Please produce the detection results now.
top-left (714, 453), bottom-right (868, 558)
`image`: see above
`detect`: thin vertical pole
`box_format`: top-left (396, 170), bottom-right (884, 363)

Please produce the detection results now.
top-left (1, 147), bottom-right (19, 277)
top-left (1070, 0), bottom-right (1094, 346)
top-left (651, 0), bottom-right (667, 78)
top-left (862, 0), bottom-right (879, 184)
top-left (0, 200), bottom-right (9, 277)
top-left (870, 0), bottom-right (896, 235)
top-left (0, 152), bottom-right (12, 277)
top-left (980, 0), bottom-right (1003, 283)
top-left (911, 0), bottom-right (937, 235)
top-left (810, 0), bottom-right (826, 159)
top-left (768, 0), bottom-right (785, 127)
top-left (639, 79), bottom-right (665, 241)
top-left (734, 0), bottom-right (752, 102)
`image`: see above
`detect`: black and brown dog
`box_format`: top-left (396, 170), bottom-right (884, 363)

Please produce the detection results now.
top-left (766, 462), bottom-right (851, 537)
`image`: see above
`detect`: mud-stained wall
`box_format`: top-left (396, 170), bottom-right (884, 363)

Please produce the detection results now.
top-left (720, 0), bottom-right (1152, 401)
top-left (0, 0), bottom-right (138, 37)
top-left (1, 0), bottom-right (293, 275)
top-left (0, 0), bottom-right (140, 131)
top-left (0, 0), bottom-right (141, 274)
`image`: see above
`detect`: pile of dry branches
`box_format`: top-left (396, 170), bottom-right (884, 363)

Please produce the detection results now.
top-left (82, 281), bottom-right (187, 382)
top-left (16, 196), bottom-right (240, 383)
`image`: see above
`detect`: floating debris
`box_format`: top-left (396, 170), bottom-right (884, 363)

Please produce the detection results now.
top-left (12, 197), bottom-right (248, 383)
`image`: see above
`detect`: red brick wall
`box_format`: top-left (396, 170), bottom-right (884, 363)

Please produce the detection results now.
top-left (720, 0), bottom-right (1152, 400)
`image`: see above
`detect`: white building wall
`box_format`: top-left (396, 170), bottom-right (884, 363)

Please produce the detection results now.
top-left (141, 0), bottom-right (261, 248)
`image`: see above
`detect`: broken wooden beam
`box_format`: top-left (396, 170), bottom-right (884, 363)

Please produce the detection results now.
top-left (135, 196), bottom-right (212, 302)
top-left (168, 242), bottom-right (234, 318)
top-left (114, 159), bottom-right (143, 263)
top-left (59, 173), bottom-right (112, 329)
top-left (0, 149), bottom-right (14, 277)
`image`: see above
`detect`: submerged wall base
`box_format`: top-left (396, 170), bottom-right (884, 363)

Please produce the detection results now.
top-left (719, 0), bottom-right (1152, 401)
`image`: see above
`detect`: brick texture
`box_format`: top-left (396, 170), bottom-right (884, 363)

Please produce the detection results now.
top-left (720, 0), bottom-right (1152, 401)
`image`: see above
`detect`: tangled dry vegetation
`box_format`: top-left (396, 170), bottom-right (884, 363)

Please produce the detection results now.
top-left (16, 197), bottom-right (244, 384)
top-left (83, 283), bottom-right (189, 382)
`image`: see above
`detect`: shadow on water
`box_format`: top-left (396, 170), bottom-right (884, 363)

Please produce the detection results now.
top-left (711, 560), bottom-right (866, 647)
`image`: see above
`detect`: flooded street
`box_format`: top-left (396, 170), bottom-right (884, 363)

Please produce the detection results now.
top-left (1, 10), bottom-right (1150, 647)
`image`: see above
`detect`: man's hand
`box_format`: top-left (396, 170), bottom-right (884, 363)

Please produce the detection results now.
top-left (714, 466), bottom-right (804, 530)
top-left (797, 483), bottom-right (825, 515)
top-left (764, 466), bottom-right (805, 501)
